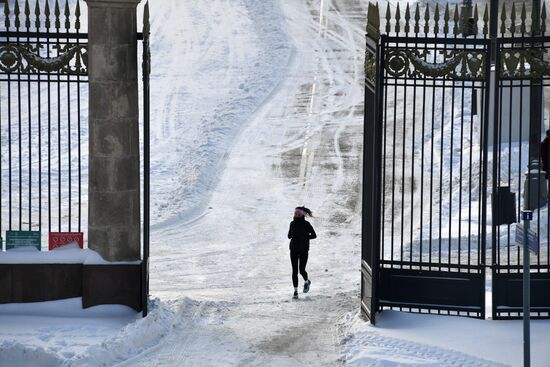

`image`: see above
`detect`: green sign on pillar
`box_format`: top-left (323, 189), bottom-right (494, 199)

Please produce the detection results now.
top-left (6, 231), bottom-right (41, 251)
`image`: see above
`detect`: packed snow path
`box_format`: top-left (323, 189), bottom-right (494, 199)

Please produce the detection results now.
top-left (137, 0), bottom-right (366, 365)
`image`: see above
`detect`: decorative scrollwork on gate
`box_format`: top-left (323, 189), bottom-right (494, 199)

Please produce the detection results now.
top-left (500, 48), bottom-right (550, 79)
top-left (0, 43), bottom-right (88, 75)
top-left (385, 48), bottom-right (486, 81)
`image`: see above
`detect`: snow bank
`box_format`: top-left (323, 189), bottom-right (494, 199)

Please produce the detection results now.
top-left (0, 298), bottom-right (171, 367)
top-left (0, 341), bottom-right (62, 367)
top-left (0, 245), bottom-right (140, 265)
top-left (65, 299), bottom-right (175, 367)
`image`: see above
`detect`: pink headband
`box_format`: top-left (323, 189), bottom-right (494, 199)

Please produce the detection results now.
top-left (294, 208), bottom-right (305, 217)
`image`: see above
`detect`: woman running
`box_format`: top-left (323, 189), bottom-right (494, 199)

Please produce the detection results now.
top-left (287, 206), bottom-right (317, 299)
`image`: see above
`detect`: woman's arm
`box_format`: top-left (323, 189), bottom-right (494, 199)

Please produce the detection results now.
top-left (288, 222), bottom-right (293, 239)
top-left (309, 224), bottom-right (317, 239)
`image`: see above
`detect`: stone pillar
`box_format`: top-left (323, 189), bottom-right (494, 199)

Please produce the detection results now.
top-left (86, 0), bottom-right (141, 261)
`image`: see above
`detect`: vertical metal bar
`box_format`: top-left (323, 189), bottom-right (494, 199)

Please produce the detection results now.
top-left (77, 27), bottom-right (81, 233)
top-left (508, 81), bottom-right (514, 264)
top-left (490, 38), bottom-right (501, 319)
top-left (381, 48), bottom-right (388, 264)
top-left (67, 42), bottom-right (71, 232)
top-left (439, 62), bottom-right (446, 271)
top-left (401, 54), bottom-right (407, 265)
top-left (478, 84), bottom-right (484, 269)
top-left (479, 39), bottom-right (492, 321)
top-left (419, 51), bottom-right (427, 268)
top-left (459, 80), bottom-right (465, 268)
top-left (468, 83), bottom-right (475, 268)
top-left (143, 3), bottom-right (151, 317)
top-left (46, 14), bottom-right (52, 233)
top-left (0, 53), bottom-right (2, 246)
top-left (391, 54), bottom-right (397, 267)
top-left (547, 86), bottom-right (550, 273)
top-left (38, 40), bottom-right (42, 234)
top-left (377, 43), bottom-right (389, 268)
top-left (518, 74), bottom-right (524, 260)
top-left (7, 22), bottom-right (12, 230)
top-left (429, 43), bottom-right (437, 267)
top-left (536, 76), bottom-right (541, 271)
top-left (57, 26), bottom-right (61, 232)
top-left (27, 21), bottom-right (31, 231)
top-left (410, 51), bottom-right (417, 265)
top-left (17, 21), bottom-right (22, 231)
top-left (497, 73), bottom-right (504, 268)
top-left (522, 211), bottom-right (532, 367)
top-left (449, 55), bottom-right (456, 269)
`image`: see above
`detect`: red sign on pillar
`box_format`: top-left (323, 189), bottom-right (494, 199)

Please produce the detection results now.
top-left (48, 232), bottom-right (84, 250)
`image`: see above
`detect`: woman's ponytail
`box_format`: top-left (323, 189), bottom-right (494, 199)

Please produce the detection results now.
top-left (296, 206), bottom-right (313, 217)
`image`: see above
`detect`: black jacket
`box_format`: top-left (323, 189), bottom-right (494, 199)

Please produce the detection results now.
top-left (288, 217), bottom-right (317, 252)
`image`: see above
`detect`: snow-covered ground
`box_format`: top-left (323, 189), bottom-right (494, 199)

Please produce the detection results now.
top-left (2, 0), bottom-right (550, 366)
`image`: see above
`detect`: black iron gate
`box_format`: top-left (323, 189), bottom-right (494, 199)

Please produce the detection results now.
top-left (0, 0), bottom-right (151, 315)
top-left (0, 0), bottom-right (88, 236)
top-left (362, 2), bottom-right (550, 323)
top-left (492, 33), bottom-right (550, 319)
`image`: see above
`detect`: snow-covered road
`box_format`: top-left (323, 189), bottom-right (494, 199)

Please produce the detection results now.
top-left (133, 0), bottom-right (366, 365)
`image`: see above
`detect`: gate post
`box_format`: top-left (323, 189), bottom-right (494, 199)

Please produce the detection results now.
top-left (361, 2), bottom-right (381, 324)
top-left (86, 0), bottom-right (142, 261)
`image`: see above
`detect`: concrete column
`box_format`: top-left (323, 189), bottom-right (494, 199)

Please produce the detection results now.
top-left (86, 0), bottom-right (141, 261)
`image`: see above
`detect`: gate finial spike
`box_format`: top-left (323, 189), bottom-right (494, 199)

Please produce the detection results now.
top-left (414, 3), bottom-right (420, 34)
top-left (443, 3), bottom-right (449, 35)
top-left (64, 0), bottom-right (70, 31)
top-left (4, 0), bottom-right (10, 30)
top-left (453, 4), bottom-right (459, 35)
top-left (395, 2), bottom-right (401, 34)
top-left (483, 3), bottom-right (488, 36)
top-left (500, 3), bottom-right (507, 35)
top-left (543, 1), bottom-right (548, 30)
top-left (75, 0), bottom-right (80, 31)
top-left (434, 3), bottom-right (440, 34)
top-left (404, 3), bottom-right (410, 34)
top-left (45, 0), bottom-right (51, 29)
top-left (385, 3), bottom-right (391, 34)
top-left (511, 3), bottom-right (516, 34)
top-left (473, 4), bottom-right (479, 35)
top-left (424, 5), bottom-right (430, 35)
top-left (521, 2), bottom-right (527, 34)
top-left (366, 2), bottom-right (380, 39)
top-left (34, 0), bottom-right (40, 29)
top-left (54, 0), bottom-right (60, 30)
top-left (143, 1), bottom-right (150, 39)
top-left (24, 0), bottom-right (30, 29)
top-left (14, 0), bottom-right (20, 29)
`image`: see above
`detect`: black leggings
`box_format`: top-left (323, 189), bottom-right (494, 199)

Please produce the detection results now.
top-left (290, 251), bottom-right (309, 288)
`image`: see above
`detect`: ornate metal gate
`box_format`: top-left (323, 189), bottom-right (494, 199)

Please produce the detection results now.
top-left (362, 2), bottom-right (550, 323)
top-left (492, 27), bottom-right (550, 320)
top-left (0, 0), bottom-right (88, 236)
